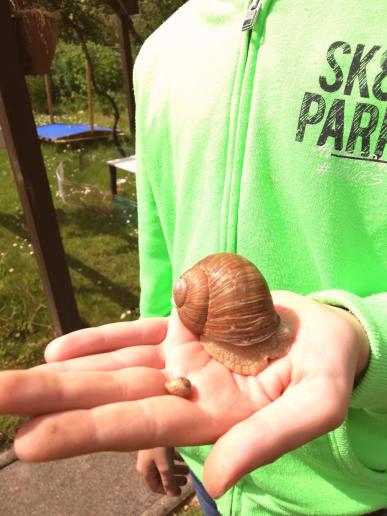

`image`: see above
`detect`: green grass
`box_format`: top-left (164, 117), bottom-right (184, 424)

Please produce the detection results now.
top-left (0, 111), bottom-right (139, 448)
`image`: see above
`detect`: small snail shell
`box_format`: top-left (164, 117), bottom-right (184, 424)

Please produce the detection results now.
top-left (173, 253), bottom-right (291, 376)
top-left (165, 377), bottom-right (191, 397)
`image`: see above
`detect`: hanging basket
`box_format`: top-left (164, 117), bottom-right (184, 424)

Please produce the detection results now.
top-left (14, 8), bottom-right (60, 75)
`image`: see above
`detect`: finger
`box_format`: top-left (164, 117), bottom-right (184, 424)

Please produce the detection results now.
top-left (44, 318), bottom-right (168, 362)
top-left (162, 475), bottom-right (188, 497)
top-left (174, 475), bottom-right (189, 487)
top-left (203, 381), bottom-right (349, 498)
top-left (173, 464), bottom-right (190, 475)
top-left (36, 345), bottom-right (164, 373)
top-left (136, 450), bottom-right (166, 494)
top-left (136, 448), bottom-right (179, 496)
top-left (0, 367), bottom-right (168, 415)
top-left (142, 464), bottom-right (166, 495)
top-left (161, 450), bottom-right (190, 496)
top-left (160, 454), bottom-right (189, 497)
top-left (13, 396), bottom-right (216, 462)
top-left (159, 465), bottom-right (182, 497)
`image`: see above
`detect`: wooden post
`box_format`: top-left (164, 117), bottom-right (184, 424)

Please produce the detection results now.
top-left (86, 59), bottom-right (94, 133)
top-left (44, 74), bottom-right (54, 124)
top-left (0, 2), bottom-right (83, 336)
top-left (116, 13), bottom-right (136, 137)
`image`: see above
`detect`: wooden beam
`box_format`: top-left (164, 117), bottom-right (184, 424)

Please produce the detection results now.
top-left (105, 0), bottom-right (139, 16)
top-left (86, 59), bottom-right (94, 132)
top-left (0, 2), bottom-right (83, 336)
top-left (116, 13), bottom-right (136, 137)
top-left (44, 74), bottom-right (54, 124)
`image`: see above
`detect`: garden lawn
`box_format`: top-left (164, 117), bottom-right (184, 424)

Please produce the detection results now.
top-left (0, 123), bottom-right (139, 448)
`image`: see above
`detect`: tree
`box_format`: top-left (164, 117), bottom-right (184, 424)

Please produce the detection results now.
top-left (10, 0), bottom-right (186, 49)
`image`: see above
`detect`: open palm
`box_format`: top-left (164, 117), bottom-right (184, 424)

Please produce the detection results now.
top-left (0, 291), bottom-right (367, 497)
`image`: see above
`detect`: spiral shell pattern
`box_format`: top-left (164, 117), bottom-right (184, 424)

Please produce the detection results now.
top-left (173, 253), bottom-right (289, 375)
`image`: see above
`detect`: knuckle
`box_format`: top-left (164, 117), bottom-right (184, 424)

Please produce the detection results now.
top-left (320, 399), bottom-right (347, 430)
top-left (159, 467), bottom-right (171, 478)
top-left (135, 461), bottom-right (148, 475)
top-left (135, 464), bottom-right (144, 475)
top-left (317, 381), bottom-right (349, 429)
top-left (328, 405), bottom-right (347, 429)
top-left (162, 481), bottom-right (172, 491)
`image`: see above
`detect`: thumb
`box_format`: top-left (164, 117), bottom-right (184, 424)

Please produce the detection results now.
top-left (203, 381), bottom-right (348, 499)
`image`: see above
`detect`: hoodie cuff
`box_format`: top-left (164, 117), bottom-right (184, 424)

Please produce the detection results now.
top-left (308, 289), bottom-right (387, 411)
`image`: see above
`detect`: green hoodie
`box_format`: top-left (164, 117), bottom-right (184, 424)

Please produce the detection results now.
top-left (133, 0), bottom-right (387, 513)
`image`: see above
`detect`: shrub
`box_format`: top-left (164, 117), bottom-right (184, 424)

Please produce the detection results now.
top-left (52, 41), bottom-right (123, 100)
top-left (26, 75), bottom-right (47, 113)
top-left (26, 41), bottom-right (123, 108)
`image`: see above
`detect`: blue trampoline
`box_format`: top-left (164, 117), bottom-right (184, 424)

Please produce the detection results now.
top-left (37, 67), bottom-right (124, 144)
top-left (37, 123), bottom-right (120, 143)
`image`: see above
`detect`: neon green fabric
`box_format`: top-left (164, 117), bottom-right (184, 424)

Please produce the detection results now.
top-left (134, 0), bottom-right (387, 513)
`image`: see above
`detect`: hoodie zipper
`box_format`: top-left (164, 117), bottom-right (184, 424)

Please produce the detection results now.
top-left (242, 0), bottom-right (262, 31)
top-left (220, 1), bottom-right (265, 252)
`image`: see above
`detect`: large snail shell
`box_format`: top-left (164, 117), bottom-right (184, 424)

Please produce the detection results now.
top-left (173, 253), bottom-right (289, 376)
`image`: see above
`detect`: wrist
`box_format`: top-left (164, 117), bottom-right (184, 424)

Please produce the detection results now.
top-left (330, 306), bottom-right (370, 380)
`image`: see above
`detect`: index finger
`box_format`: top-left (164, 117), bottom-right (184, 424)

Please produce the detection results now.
top-left (0, 367), bottom-right (168, 416)
top-left (45, 318), bottom-right (168, 362)
top-left (13, 396), bottom-right (218, 463)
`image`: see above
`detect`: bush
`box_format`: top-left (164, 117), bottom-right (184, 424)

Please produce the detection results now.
top-left (53, 41), bottom-right (123, 100)
top-left (134, 0), bottom-right (186, 42)
top-left (26, 1), bottom-right (187, 113)
top-left (27, 41), bottom-right (123, 108)
top-left (26, 75), bottom-right (47, 113)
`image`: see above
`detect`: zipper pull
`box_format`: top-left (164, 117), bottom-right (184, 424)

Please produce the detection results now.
top-left (242, 0), bottom-right (262, 31)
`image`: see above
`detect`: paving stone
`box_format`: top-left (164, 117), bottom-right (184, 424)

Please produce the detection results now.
top-left (0, 451), bottom-right (193, 516)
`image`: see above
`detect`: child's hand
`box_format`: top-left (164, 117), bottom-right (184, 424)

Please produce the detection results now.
top-left (0, 292), bottom-right (369, 498)
top-left (136, 447), bottom-right (189, 497)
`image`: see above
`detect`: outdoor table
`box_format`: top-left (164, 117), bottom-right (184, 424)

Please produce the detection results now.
top-left (107, 155), bottom-right (136, 195)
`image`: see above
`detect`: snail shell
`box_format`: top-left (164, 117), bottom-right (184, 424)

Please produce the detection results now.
top-left (173, 253), bottom-right (291, 376)
top-left (165, 377), bottom-right (191, 397)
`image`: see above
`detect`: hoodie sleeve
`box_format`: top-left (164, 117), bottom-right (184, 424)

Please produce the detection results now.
top-left (310, 290), bottom-right (387, 412)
